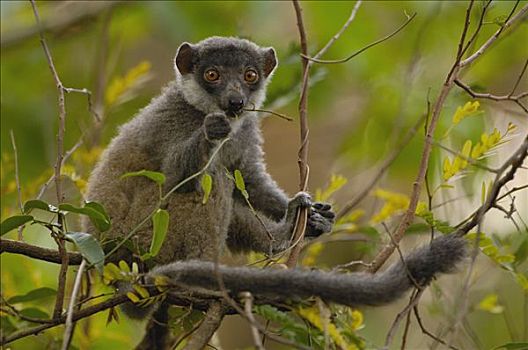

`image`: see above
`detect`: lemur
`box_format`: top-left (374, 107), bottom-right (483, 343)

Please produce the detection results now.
top-left (84, 36), bottom-right (466, 349)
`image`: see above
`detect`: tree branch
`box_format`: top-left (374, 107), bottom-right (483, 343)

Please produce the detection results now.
top-left (454, 78), bottom-right (528, 114)
top-left (0, 238), bottom-right (83, 265)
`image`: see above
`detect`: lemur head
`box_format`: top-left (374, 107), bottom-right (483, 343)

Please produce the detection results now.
top-left (174, 37), bottom-right (277, 117)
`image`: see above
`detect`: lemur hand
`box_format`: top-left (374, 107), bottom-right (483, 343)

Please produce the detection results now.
top-left (287, 192), bottom-right (335, 237)
top-left (306, 202), bottom-right (335, 237)
top-left (204, 112), bottom-right (231, 141)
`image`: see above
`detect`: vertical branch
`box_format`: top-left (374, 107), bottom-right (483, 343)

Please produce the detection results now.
top-left (286, 0), bottom-right (311, 268)
top-left (368, 0), bottom-right (477, 273)
top-left (30, 0), bottom-right (66, 204)
top-left (9, 130), bottom-right (24, 241)
top-left (30, 0), bottom-right (71, 322)
top-left (53, 231), bottom-right (69, 319)
top-left (62, 259), bottom-right (86, 350)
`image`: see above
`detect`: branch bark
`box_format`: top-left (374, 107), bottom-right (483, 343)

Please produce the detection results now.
top-left (0, 239), bottom-right (83, 265)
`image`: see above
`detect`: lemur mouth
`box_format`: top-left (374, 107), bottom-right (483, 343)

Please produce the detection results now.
top-left (226, 108), bottom-right (243, 119)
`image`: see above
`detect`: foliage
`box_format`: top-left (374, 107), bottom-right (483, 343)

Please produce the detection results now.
top-left (1, 1), bottom-right (527, 349)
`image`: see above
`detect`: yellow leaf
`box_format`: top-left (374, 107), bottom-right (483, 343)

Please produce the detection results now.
top-left (452, 101), bottom-right (480, 125)
top-left (371, 189), bottom-right (410, 223)
top-left (298, 306), bottom-right (358, 350)
top-left (460, 140), bottom-right (472, 168)
top-left (315, 174), bottom-right (348, 202)
top-left (349, 309), bottom-right (364, 331)
top-left (126, 292), bottom-right (140, 303)
top-left (106, 61), bottom-right (152, 107)
top-left (477, 294), bottom-right (503, 314)
top-left (515, 273), bottom-right (528, 291)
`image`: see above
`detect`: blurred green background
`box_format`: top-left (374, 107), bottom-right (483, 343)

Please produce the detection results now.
top-left (1, 1), bottom-right (527, 349)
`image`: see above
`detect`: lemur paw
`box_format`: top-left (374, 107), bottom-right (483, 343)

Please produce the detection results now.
top-left (306, 202), bottom-right (335, 237)
top-left (288, 191), bottom-right (312, 211)
top-left (204, 112), bottom-right (231, 141)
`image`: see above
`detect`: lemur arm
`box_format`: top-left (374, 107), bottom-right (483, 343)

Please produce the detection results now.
top-left (237, 143), bottom-right (289, 221)
top-left (228, 190), bottom-right (335, 255)
top-left (150, 234), bottom-right (467, 307)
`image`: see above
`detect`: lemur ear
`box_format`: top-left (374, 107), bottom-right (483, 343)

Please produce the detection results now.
top-left (262, 48), bottom-right (277, 78)
top-left (175, 43), bottom-right (195, 75)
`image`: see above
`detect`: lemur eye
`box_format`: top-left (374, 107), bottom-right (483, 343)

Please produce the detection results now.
top-left (204, 69), bottom-right (220, 82)
top-left (244, 69), bottom-right (259, 84)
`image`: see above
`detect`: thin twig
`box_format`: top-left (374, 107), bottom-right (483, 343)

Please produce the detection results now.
top-left (454, 78), bottom-right (528, 114)
top-left (384, 289), bottom-right (424, 349)
top-left (431, 138), bottom-right (498, 173)
top-left (1, 294), bottom-right (129, 346)
top-left (460, 2), bottom-right (526, 67)
top-left (37, 139), bottom-right (83, 200)
top-left (0, 295), bottom-right (55, 324)
top-left (413, 305), bottom-right (460, 350)
top-left (312, 0), bottom-right (362, 61)
top-left (9, 130), bottom-right (24, 240)
top-left (302, 13), bottom-right (416, 64)
top-left (61, 259), bottom-right (87, 350)
top-left (243, 106), bottom-right (293, 121)
top-left (286, 0), bottom-right (311, 268)
top-left (510, 58), bottom-right (528, 96)
top-left (455, 134), bottom-right (528, 235)
top-left (30, 0), bottom-right (66, 204)
top-left (241, 292), bottom-right (265, 350)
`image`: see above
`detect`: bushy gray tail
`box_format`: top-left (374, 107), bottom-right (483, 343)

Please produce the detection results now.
top-left (150, 234), bottom-right (467, 307)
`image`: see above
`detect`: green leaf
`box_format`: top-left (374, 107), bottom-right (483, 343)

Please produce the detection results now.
top-left (66, 232), bottom-right (105, 272)
top-left (8, 287), bottom-right (57, 304)
top-left (150, 209), bottom-right (169, 257)
top-left (201, 173), bottom-right (213, 204)
top-left (493, 342), bottom-right (528, 350)
top-left (1, 215), bottom-right (33, 236)
top-left (514, 236), bottom-right (528, 266)
top-left (234, 169), bottom-right (247, 197)
top-left (59, 203), bottom-right (110, 232)
top-left (121, 170), bottom-right (166, 185)
top-left (0, 316), bottom-right (17, 334)
top-left (23, 199), bottom-right (58, 214)
top-left (19, 307), bottom-right (50, 320)
top-left (84, 201), bottom-right (111, 223)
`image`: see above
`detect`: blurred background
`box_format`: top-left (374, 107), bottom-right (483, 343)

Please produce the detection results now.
top-left (1, 1), bottom-right (527, 349)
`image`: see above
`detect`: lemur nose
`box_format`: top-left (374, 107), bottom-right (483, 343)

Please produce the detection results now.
top-left (228, 98), bottom-right (244, 110)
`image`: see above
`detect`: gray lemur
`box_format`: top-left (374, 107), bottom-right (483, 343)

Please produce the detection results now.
top-left (84, 37), bottom-right (466, 349)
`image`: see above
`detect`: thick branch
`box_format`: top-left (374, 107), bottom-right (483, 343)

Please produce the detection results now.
top-left (183, 301), bottom-right (225, 350)
top-left (0, 239), bottom-right (83, 265)
top-left (455, 134), bottom-right (528, 235)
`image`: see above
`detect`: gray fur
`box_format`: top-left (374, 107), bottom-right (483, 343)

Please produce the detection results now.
top-left (150, 234), bottom-right (467, 306)
top-left (84, 37), bottom-right (326, 267)
top-left (84, 37), bottom-right (465, 348)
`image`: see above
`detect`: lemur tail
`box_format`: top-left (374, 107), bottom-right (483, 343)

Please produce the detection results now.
top-left (149, 234), bottom-right (467, 307)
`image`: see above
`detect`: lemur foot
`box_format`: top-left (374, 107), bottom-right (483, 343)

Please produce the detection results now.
top-left (287, 192), bottom-right (335, 238)
top-left (306, 202), bottom-right (335, 237)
